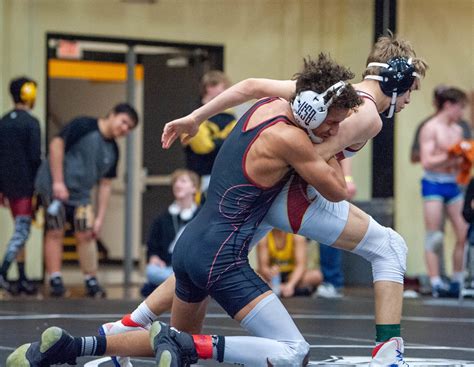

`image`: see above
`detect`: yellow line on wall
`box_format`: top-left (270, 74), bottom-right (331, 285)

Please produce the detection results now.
top-left (49, 59), bottom-right (144, 82)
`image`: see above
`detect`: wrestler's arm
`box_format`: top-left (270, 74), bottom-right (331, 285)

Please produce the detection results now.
top-left (314, 108), bottom-right (382, 161)
top-left (278, 128), bottom-right (347, 202)
top-left (162, 79), bottom-right (296, 148)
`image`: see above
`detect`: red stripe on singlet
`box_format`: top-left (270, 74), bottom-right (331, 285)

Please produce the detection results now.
top-left (357, 90), bottom-right (377, 106)
top-left (287, 175), bottom-right (313, 234)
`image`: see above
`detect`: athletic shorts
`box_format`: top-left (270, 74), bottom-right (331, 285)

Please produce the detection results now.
top-left (251, 174), bottom-right (350, 248)
top-left (172, 221), bottom-right (271, 319)
top-left (8, 197), bottom-right (33, 217)
top-left (40, 195), bottom-right (93, 232)
top-left (421, 178), bottom-right (463, 204)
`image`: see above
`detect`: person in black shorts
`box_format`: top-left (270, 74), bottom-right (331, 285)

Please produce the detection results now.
top-left (34, 103), bottom-right (138, 297)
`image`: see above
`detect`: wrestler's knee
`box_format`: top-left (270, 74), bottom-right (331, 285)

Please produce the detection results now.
top-left (370, 228), bottom-right (407, 283)
top-left (388, 228), bottom-right (408, 275)
top-left (353, 219), bottom-right (407, 284)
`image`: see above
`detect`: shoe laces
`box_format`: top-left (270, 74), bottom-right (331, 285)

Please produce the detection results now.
top-left (396, 348), bottom-right (408, 366)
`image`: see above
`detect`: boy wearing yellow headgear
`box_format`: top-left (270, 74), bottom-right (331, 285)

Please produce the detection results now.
top-left (0, 77), bottom-right (41, 295)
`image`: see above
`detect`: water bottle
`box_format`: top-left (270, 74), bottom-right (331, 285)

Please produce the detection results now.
top-left (47, 199), bottom-right (62, 216)
top-left (272, 273), bottom-right (281, 296)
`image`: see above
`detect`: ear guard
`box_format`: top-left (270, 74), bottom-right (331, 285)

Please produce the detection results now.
top-left (20, 82), bottom-right (37, 106)
top-left (364, 57), bottom-right (420, 118)
top-left (291, 81), bottom-right (346, 143)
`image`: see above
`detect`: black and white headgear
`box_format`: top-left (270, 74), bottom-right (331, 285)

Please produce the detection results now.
top-left (291, 81), bottom-right (346, 143)
top-left (364, 57), bottom-right (420, 118)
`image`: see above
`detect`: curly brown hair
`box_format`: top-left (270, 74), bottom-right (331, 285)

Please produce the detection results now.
top-left (292, 53), bottom-right (362, 111)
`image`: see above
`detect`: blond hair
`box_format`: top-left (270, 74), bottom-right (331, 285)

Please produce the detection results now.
top-left (200, 70), bottom-right (231, 96)
top-left (171, 169), bottom-right (200, 190)
top-left (363, 32), bottom-right (428, 79)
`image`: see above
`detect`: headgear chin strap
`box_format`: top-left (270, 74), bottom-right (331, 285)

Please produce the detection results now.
top-left (364, 57), bottom-right (420, 118)
top-left (291, 81), bottom-right (346, 143)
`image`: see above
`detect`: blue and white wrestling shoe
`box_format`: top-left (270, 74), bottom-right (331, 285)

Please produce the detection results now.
top-left (99, 314), bottom-right (149, 367)
top-left (370, 337), bottom-right (409, 366)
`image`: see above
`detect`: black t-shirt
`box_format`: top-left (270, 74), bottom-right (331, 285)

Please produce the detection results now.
top-left (146, 207), bottom-right (199, 265)
top-left (0, 109), bottom-right (41, 198)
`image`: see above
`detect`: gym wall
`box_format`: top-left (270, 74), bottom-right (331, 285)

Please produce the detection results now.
top-left (1, 0), bottom-right (471, 277)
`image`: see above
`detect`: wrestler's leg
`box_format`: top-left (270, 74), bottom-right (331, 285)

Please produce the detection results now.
top-left (332, 205), bottom-right (406, 336)
top-left (170, 294), bottom-right (209, 333)
top-left (6, 328), bottom-right (154, 367)
top-left (106, 330), bottom-right (154, 356)
top-left (99, 274), bottom-right (182, 365)
top-left (263, 187), bottom-right (407, 349)
top-left (153, 290), bottom-right (309, 366)
top-left (145, 274), bottom-right (177, 316)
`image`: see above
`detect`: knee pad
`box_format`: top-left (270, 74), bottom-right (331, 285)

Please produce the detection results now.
top-left (352, 217), bottom-right (407, 284)
top-left (425, 230), bottom-right (444, 252)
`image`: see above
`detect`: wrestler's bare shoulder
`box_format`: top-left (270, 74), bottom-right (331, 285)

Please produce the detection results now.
top-left (261, 121), bottom-right (310, 152)
top-left (341, 102), bottom-right (382, 147)
top-left (357, 101), bottom-right (383, 131)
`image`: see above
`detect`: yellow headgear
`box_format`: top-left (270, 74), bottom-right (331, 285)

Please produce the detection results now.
top-left (20, 82), bottom-right (37, 106)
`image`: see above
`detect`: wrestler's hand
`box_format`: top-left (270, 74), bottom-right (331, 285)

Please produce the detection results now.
top-left (162, 114), bottom-right (199, 149)
top-left (53, 182), bottom-right (69, 201)
top-left (346, 181), bottom-right (357, 200)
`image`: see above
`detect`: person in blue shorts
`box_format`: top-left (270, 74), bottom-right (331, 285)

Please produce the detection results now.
top-left (419, 87), bottom-right (469, 297)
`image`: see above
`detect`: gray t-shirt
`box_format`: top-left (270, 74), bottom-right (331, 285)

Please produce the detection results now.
top-left (35, 117), bottom-right (119, 205)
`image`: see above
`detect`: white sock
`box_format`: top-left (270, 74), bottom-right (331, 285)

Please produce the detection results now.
top-left (452, 272), bottom-right (464, 283)
top-left (130, 301), bottom-right (158, 326)
top-left (50, 272), bottom-right (62, 279)
top-left (430, 276), bottom-right (442, 287)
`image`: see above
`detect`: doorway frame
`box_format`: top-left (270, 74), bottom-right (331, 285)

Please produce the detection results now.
top-left (45, 32), bottom-right (224, 292)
